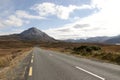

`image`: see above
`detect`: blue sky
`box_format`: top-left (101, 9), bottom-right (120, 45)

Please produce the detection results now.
top-left (0, 0), bottom-right (120, 39)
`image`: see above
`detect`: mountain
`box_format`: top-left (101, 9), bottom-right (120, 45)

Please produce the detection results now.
top-left (86, 36), bottom-right (111, 43)
top-left (65, 39), bottom-right (86, 43)
top-left (65, 35), bottom-right (120, 44)
top-left (65, 36), bottom-right (111, 43)
top-left (20, 27), bottom-right (56, 42)
top-left (0, 27), bottom-right (56, 42)
top-left (1, 27), bottom-right (120, 44)
top-left (105, 35), bottom-right (120, 44)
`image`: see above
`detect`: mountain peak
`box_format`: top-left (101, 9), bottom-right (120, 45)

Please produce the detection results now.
top-left (20, 27), bottom-right (56, 42)
top-left (27, 27), bottom-right (42, 33)
top-left (20, 27), bottom-right (44, 36)
top-left (28, 27), bottom-right (39, 30)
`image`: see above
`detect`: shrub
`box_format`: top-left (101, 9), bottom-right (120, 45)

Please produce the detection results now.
top-left (115, 55), bottom-right (120, 64)
top-left (73, 45), bottom-right (101, 53)
top-left (90, 46), bottom-right (101, 51)
top-left (100, 52), bottom-right (113, 60)
top-left (72, 45), bottom-right (120, 65)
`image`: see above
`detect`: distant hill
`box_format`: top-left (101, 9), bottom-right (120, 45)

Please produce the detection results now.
top-left (105, 35), bottom-right (120, 44)
top-left (1, 27), bottom-right (120, 44)
top-left (86, 36), bottom-right (111, 43)
top-left (0, 27), bottom-right (57, 42)
top-left (65, 36), bottom-right (111, 43)
top-left (65, 35), bottom-right (120, 44)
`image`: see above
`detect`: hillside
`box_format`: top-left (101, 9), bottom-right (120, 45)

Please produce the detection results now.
top-left (0, 27), bottom-right (57, 42)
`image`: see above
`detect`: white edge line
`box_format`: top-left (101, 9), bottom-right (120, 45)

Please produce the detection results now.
top-left (75, 66), bottom-right (105, 80)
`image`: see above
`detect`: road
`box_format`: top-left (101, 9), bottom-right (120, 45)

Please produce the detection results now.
top-left (27, 47), bottom-right (120, 80)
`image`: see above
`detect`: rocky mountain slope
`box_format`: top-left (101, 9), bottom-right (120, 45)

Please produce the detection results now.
top-left (0, 27), bottom-right (56, 42)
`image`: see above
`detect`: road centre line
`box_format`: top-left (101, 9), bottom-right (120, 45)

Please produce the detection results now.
top-left (31, 59), bottom-right (33, 63)
top-left (32, 55), bottom-right (34, 59)
top-left (49, 54), bottom-right (53, 56)
top-left (28, 67), bottom-right (32, 76)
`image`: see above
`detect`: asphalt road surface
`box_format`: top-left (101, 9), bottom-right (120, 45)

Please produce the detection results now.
top-left (27, 47), bottom-right (120, 80)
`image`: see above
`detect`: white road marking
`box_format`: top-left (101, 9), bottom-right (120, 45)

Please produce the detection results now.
top-left (49, 54), bottom-right (53, 56)
top-left (32, 55), bottom-right (34, 58)
top-left (31, 59), bottom-right (33, 63)
top-left (75, 66), bottom-right (105, 80)
top-left (29, 67), bottom-right (32, 76)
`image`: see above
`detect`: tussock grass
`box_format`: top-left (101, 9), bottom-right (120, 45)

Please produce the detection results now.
top-left (0, 40), bottom-right (33, 80)
top-left (0, 49), bottom-right (22, 67)
top-left (0, 48), bottom-right (31, 80)
top-left (92, 52), bottom-right (120, 64)
top-left (0, 55), bottom-right (12, 67)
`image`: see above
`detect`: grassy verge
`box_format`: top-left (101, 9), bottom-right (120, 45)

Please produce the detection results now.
top-left (0, 40), bottom-right (35, 80)
top-left (0, 48), bottom-right (32, 80)
top-left (0, 55), bottom-right (12, 67)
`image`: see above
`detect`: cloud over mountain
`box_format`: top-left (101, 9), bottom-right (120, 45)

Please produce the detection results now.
top-left (31, 2), bottom-right (93, 20)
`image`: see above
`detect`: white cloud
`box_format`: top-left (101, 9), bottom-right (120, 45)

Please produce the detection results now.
top-left (44, 22), bottom-right (88, 39)
top-left (0, 10), bottom-right (46, 28)
top-left (5, 15), bottom-right (24, 26)
top-left (44, 0), bottom-right (120, 39)
top-left (31, 2), bottom-right (92, 20)
top-left (0, 15), bottom-right (26, 27)
top-left (82, 0), bottom-right (120, 36)
top-left (15, 10), bottom-right (45, 19)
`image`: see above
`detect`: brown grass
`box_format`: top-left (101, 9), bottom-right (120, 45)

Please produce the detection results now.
top-left (0, 48), bottom-right (31, 67)
top-left (0, 40), bottom-right (33, 80)
top-left (0, 48), bottom-right (31, 80)
top-left (0, 55), bottom-right (12, 67)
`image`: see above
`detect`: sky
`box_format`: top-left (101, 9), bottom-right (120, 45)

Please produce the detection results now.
top-left (0, 0), bottom-right (120, 40)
